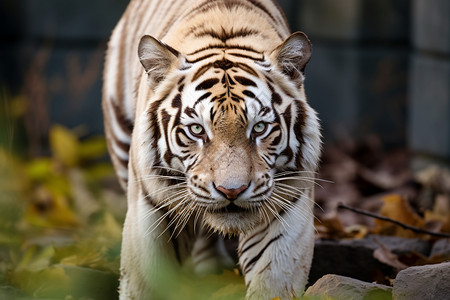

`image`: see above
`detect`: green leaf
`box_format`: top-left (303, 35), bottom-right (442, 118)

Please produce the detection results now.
top-left (15, 246), bottom-right (55, 272)
top-left (26, 158), bottom-right (52, 181)
top-left (49, 125), bottom-right (79, 167)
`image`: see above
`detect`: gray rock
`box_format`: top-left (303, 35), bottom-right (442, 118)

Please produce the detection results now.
top-left (430, 238), bottom-right (450, 257)
top-left (305, 274), bottom-right (392, 300)
top-left (310, 236), bottom-right (431, 284)
top-left (393, 262), bottom-right (450, 300)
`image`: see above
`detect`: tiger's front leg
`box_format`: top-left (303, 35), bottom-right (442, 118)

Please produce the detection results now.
top-left (119, 173), bottom-right (194, 300)
top-left (238, 191), bottom-right (315, 300)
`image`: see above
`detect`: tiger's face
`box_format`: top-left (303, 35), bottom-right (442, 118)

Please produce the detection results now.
top-left (135, 33), bottom-right (321, 234)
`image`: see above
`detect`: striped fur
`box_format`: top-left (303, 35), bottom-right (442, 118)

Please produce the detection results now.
top-left (102, 0), bottom-right (321, 299)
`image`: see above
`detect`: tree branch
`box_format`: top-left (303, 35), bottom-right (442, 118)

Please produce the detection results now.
top-left (337, 203), bottom-right (450, 238)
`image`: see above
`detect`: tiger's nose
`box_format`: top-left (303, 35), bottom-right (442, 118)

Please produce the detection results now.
top-left (215, 184), bottom-right (248, 200)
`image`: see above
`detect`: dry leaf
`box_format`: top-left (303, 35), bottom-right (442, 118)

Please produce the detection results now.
top-left (373, 194), bottom-right (425, 238)
top-left (315, 212), bottom-right (347, 239)
top-left (373, 240), bottom-right (408, 272)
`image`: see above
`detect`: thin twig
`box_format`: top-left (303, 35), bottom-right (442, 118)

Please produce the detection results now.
top-left (337, 203), bottom-right (450, 238)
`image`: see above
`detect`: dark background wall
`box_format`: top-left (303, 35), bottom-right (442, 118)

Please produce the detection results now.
top-left (0, 0), bottom-right (449, 163)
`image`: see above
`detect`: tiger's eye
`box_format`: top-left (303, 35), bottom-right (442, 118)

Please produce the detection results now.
top-left (189, 124), bottom-right (205, 136)
top-left (253, 122), bottom-right (266, 134)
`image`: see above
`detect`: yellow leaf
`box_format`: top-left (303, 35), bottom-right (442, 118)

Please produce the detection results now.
top-left (26, 158), bottom-right (53, 180)
top-left (50, 125), bottom-right (79, 167)
top-left (374, 194), bottom-right (424, 238)
top-left (26, 191), bottom-right (78, 228)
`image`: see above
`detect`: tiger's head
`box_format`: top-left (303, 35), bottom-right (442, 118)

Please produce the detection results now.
top-left (134, 32), bottom-right (321, 234)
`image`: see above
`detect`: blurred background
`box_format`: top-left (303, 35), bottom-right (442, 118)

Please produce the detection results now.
top-left (1, 0), bottom-right (449, 162)
top-left (0, 0), bottom-right (449, 299)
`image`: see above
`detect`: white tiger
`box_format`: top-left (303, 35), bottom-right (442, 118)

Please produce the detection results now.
top-left (102, 0), bottom-right (321, 299)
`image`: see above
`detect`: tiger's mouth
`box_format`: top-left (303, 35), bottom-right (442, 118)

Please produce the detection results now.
top-left (210, 202), bottom-right (251, 214)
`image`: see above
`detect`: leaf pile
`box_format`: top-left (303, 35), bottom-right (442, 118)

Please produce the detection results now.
top-left (315, 137), bottom-right (450, 271)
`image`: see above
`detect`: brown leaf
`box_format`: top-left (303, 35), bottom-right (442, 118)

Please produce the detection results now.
top-left (373, 194), bottom-right (425, 238)
top-left (315, 212), bottom-right (347, 239)
top-left (373, 240), bottom-right (408, 271)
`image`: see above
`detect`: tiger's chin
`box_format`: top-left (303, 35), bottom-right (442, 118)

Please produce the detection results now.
top-left (203, 209), bottom-right (264, 235)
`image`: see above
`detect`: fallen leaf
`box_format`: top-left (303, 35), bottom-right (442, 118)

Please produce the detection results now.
top-left (373, 194), bottom-right (425, 238)
top-left (373, 240), bottom-right (408, 272)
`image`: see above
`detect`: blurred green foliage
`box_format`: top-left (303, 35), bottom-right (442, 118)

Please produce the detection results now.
top-left (0, 90), bottom-right (125, 299)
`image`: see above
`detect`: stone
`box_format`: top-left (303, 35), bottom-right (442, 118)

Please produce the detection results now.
top-left (392, 262), bottom-right (450, 300)
top-left (305, 274), bottom-right (392, 300)
top-left (310, 236), bottom-right (431, 284)
top-left (430, 238), bottom-right (450, 257)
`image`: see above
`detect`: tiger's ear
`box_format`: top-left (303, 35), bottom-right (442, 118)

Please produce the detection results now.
top-left (138, 35), bottom-right (182, 84)
top-left (270, 31), bottom-right (312, 83)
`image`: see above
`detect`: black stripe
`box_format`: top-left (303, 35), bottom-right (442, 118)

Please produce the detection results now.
top-left (293, 101), bottom-right (306, 169)
top-left (186, 52), bottom-right (218, 64)
top-left (239, 223), bottom-right (270, 254)
top-left (115, 154), bottom-right (129, 169)
top-left (194, 27), bottom-right (260, 43)
top-left (172, 93), bottom-right (182, 108)
top-left (234, 76), bottom-right (257, 87)
top-left (112, 135), bottom-right (130, 153)
top-left (240, 236), bottom-right (264, 255)
top-left (227, 52), bottom-right (264, 61)
top-left (192, 62), bottom-right (214, 81)
top-left (267, 84), bottom-right (282, 105)
top-left (194, 92), bottom-right (212, 108)
top-left (196, 78), bottom-right (220, 90)
top-left (214, 59), bottom-right (234, 70)
top-left (209, 106), bottom-right (216, 122)
top-left (235, 62), bottom-right (259, 77)
top-left (184, 107), bottom-right (198, 118)
top-left (111, 98), bottom-right (134, 135)
top-left (243, 234), bottom-right (282, 274)
top-left (187, 44), bottom-right (261, 56)
top-left (160, 109), bottom-right (174, 166)
top-left (175, 129), bottom-right (187, 147)
top-left (148, 99), bottom-right (165, 168)
top-left (270, 129), bottom-right (282, 146)
top-left (185, 156), bottom-right (198, 173)
top-left (279, 104), bottom-right (293, 161)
